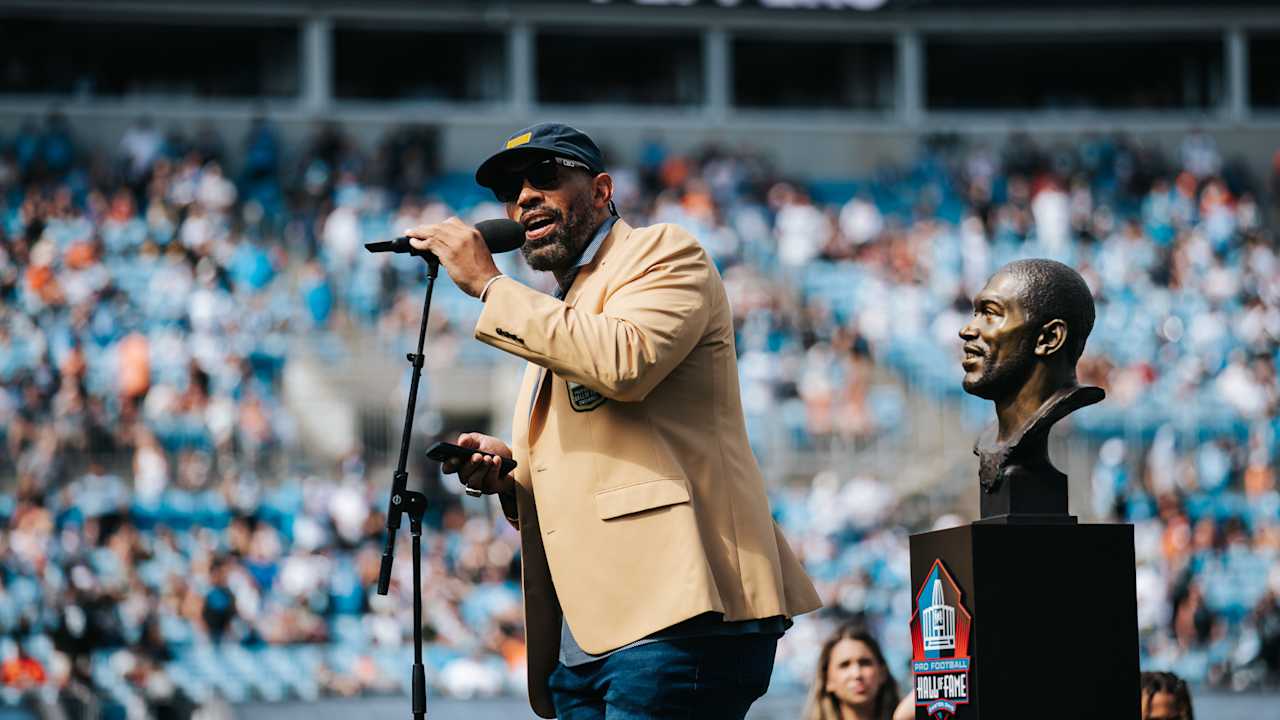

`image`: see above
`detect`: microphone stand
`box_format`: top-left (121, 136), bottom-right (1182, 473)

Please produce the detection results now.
top-left (376, 249), bottom-right (439, 720)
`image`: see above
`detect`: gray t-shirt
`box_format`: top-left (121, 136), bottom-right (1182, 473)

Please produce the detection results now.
top-left (559, 612), bottom-right (790, 667)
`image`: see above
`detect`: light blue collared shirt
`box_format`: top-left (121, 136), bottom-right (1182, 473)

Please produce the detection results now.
top-left (555, 215), bottom-right (617, 299)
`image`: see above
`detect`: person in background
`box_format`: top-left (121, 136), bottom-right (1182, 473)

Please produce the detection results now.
top-left (1141, 671), bottom-right (1194, 720)
top-left (892, 690), bottom-right (915, 720)
top-left (1, 641), bottom-right (46, 689)
top-left (803, 623), bottom-right (900, 720)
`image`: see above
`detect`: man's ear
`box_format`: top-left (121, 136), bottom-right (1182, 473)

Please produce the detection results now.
top-left (1035, 319), bottom-right (1068, 358)
top-left (592, 172), bottom-right (614, 211)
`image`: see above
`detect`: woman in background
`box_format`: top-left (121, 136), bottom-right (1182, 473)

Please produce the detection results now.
top-left (1141, 671), bottom-right (1194, 720)
top-left (803, 623), bottom-right (900, 720)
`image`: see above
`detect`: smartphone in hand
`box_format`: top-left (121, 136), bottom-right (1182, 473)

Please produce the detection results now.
top-left (426, 441), bottom-right (517, 476)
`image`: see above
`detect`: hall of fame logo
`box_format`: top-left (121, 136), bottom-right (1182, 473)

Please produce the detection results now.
top-left (910, 559), bottom-right (972, 719)
top-left (566, 380), bottom-right (606, 412)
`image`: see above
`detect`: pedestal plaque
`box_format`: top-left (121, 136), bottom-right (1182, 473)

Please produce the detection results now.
top-left (909, 524), bottom-right (1139, 719)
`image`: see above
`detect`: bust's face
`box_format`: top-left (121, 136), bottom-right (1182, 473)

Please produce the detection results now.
top-left (959, 271), bottom-right (1039, 400)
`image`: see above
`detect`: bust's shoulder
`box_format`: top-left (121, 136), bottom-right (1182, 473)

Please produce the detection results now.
top-left (1021, 385), bottom-right (1105, 442)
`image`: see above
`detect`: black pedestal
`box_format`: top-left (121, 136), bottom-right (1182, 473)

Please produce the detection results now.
top-left (908, 523), bottom-right (1140, 719)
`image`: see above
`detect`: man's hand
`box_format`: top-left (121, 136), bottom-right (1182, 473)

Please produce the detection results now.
top-left (403, 217), bottom-right (502, 298)
top-left (441, 432), bottom-right (515, 497)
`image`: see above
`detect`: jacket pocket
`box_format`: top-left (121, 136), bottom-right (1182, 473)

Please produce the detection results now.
top-left (594, 476), bottom-right (690, 520)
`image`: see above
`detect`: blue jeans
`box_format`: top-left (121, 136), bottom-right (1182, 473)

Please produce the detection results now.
top-left (547, 633), bottom-right (778, 720)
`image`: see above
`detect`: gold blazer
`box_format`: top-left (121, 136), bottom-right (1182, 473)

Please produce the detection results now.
top-left (475, 219), bottom-right (822, 717)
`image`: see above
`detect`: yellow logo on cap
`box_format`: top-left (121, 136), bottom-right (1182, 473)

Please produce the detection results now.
top-left (505, 132), bottom-right (532, 149)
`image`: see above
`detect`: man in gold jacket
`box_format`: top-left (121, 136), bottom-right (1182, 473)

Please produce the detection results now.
top-left (405, 123), bottom-right (821, 719)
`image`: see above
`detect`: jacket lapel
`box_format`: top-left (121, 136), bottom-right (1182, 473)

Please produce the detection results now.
top-left (563, 219), bottom-right (632, 308)
top-left (526, 219), bottom-right (634, 441)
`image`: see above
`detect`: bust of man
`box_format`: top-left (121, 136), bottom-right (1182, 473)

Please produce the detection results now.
top-left (958, 258), bottom-right (1104, 521)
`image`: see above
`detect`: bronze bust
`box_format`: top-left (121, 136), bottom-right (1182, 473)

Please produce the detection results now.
top-left (959, 259), bottom-right (1103, 523)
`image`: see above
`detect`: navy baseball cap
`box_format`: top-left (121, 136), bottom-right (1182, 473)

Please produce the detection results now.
top-left (475, 122), bottom-right (606, 191)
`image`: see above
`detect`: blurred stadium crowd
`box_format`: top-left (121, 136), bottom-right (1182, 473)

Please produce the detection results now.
top-left (0, 114), bottom-right (1278, 716)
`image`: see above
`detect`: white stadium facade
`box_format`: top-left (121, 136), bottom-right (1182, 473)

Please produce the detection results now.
top-left (0, 0), bottom-right (1278, 179)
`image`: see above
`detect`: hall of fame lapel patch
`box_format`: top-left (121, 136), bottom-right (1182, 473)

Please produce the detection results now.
top-left (566, 380), bottom-right (606, 412)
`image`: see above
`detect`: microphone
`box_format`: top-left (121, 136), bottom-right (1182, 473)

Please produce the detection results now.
top-left (364, 218), bottom-right (525, 258)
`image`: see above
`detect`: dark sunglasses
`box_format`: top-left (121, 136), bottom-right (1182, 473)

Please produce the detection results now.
top-left (492, 157), bottom-right (592, 203)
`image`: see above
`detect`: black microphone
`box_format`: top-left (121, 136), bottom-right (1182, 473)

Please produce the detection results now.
top-left (364, 218), bottom-right (525, 258)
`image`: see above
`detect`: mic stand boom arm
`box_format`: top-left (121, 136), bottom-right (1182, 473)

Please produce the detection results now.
top-left (376, 255), bottom-right (438, 720)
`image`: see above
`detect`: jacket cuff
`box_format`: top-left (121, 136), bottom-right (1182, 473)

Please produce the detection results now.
top-left (498, 488), bottom-right (519, 527)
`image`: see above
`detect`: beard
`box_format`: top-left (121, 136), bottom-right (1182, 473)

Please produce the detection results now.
top-left (519, 191), bottom-right (597, 272)
top-left (962, 340), bottom-right (1037, 400)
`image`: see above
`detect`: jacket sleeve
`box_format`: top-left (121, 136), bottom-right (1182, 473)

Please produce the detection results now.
top-left (474, 229), bottom-right (712, 403)
top-left (498, 489), bottom-right (519, 528)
